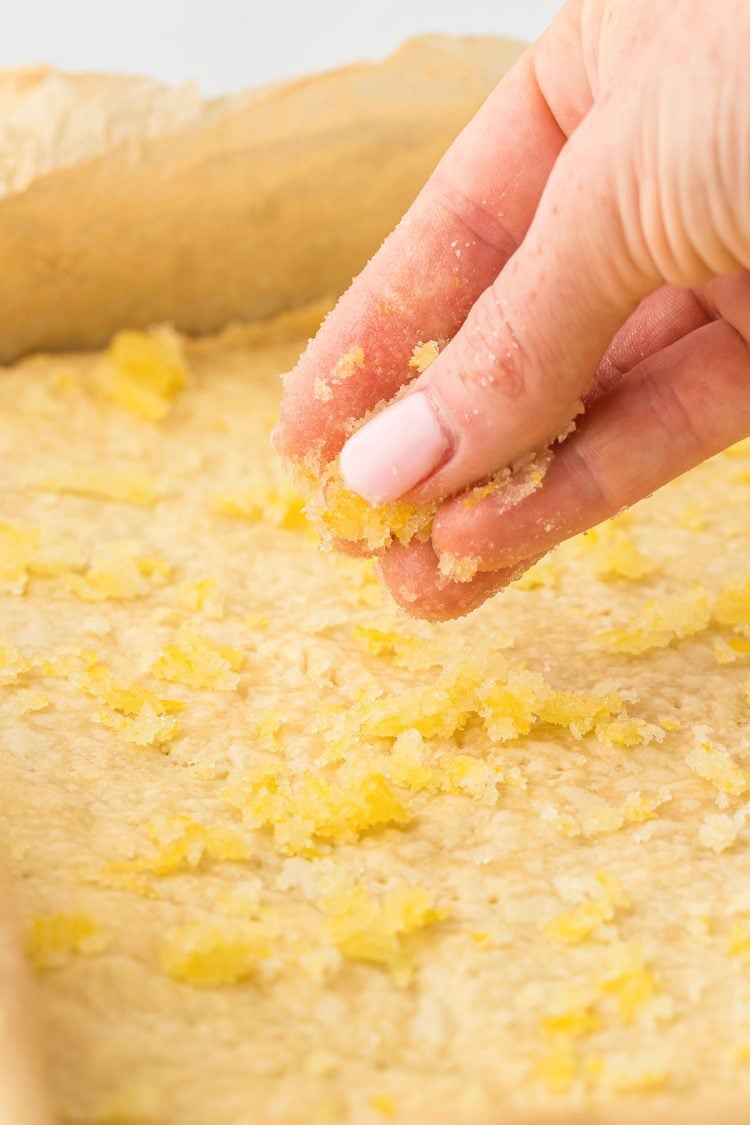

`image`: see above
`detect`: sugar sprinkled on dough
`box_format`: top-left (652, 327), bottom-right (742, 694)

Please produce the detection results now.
top-left (25, 913), bottom-right (109, 971)
top-left (686, 728), bottom-right (749, 796)
top-left (578, 514), bottom-right (657, 581)
top-left (323, 880), bottom-right (446, 984)
top-left (151, 626), bottom-right (244, 691)
top-left (33, 467), bottom-right (161, 507)
top-left (95, 327), bottom-right (189, 422)
top-left (2, 316), bottom-right (750, 1122)
top-left (595, 591), bottom-right (712, 654)
top-left (161, 922), bottom-right (270, 987)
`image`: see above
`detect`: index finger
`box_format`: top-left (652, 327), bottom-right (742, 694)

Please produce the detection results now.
top-left (275, 10), bottom-right (590, 471)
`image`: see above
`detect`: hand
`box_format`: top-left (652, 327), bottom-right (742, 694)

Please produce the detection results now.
top-left (276, 0), bottom-right (750, 620)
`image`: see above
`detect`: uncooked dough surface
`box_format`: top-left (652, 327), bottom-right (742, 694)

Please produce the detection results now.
top-left (1, 310), bottom-right (750, 1124)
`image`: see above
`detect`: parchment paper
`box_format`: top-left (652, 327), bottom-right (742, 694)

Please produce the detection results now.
top-left (0, 36), bottom-right (522, 363)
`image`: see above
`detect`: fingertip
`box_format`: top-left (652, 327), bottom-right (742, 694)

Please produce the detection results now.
top-left (431, 490), bottom-right (555, 571)
top-left (273, 357), bottom-right (334, 467)
top-left (379, 539), bottom-right (517, 621)
top-left (276, 270), bottom-right (451, 468)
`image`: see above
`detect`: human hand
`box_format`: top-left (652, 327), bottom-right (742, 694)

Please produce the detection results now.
top-left (276, 0), bottom-right (750, 620)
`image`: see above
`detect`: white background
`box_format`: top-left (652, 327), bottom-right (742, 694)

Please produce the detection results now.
top-left (0, 0), bottom-right (562, 95)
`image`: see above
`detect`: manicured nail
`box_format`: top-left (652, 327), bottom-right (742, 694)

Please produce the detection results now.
top-left (339, 392), bottom-right (450, 504)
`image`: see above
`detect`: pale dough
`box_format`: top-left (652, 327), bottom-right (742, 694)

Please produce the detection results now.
top-left (1, 311), bottom-right (749, 1124)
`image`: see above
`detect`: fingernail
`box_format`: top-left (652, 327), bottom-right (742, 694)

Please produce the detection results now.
top-left (339, 392), bottom-right (450, 504)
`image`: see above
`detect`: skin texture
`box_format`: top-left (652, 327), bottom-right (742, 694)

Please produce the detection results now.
top-left (276, 0), bottom-right (750, 621)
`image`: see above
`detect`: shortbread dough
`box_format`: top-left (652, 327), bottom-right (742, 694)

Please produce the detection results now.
top-left (1, 308), bottom-right (749, 1124)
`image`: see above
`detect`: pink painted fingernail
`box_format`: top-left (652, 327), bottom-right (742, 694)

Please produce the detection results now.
top-left (339, 392), bottom-right (450, 504)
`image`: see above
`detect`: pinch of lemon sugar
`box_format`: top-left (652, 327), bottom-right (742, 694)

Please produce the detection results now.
top-left (307, 463), bottom-right (435, 552)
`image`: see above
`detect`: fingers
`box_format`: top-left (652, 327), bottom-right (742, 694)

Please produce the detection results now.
top-left (340, 282), bottom-right (711, 506)
top-left (345, 2), bottom-right (750, 509)
top-left (378, 540), bottom-right (525, 622)
top-left (431, 318), bottom-right (750, 574)
top-left (338, 91), bottom-right (668, 507)
top-left (276, 10), bottom-right (592, 469)
top-left (589, 285), bottom-right (711, 403)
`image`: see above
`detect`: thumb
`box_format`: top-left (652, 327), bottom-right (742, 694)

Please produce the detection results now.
top-left (337, 96), bottom-right (665, 506)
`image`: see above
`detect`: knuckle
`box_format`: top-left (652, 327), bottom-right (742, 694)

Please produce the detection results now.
top-left (639, 369), bottom-right (708, 457)
top-left (565, 439), bottom-right (619, 519)
top-left (430, 169), bottom-right (517, 261)
top-left (449, 286), bottom-right (533, 405)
